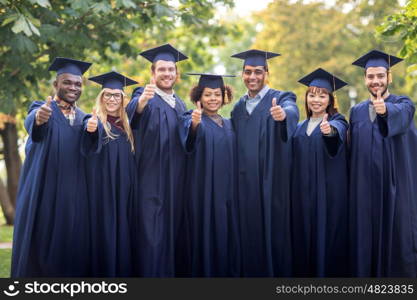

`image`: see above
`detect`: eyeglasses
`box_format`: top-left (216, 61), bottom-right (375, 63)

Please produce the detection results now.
top-left (103, 92), bottom-right (122, 102)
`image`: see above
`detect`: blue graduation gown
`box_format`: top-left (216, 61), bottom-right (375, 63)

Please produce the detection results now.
top-left (126, 88), bottom-right (187, 277)
top-left (81, 118), bottom-right (135, 277)
top-left (178, 112), bottom-right (240, 277)
top-left (349, 94), bottom-right (417, 277)
top-left (291, 113), bottom-right (349, 277)
top-left (230, 88), bottom-right (299, 277)
top-left (11, 101), bottom-right (90, 277)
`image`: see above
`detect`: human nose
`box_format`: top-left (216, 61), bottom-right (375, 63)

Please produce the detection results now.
top-left (68, 84), bottom-right (78, 90)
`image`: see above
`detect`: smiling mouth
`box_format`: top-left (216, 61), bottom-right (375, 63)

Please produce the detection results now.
top-left (311, 104), bottom-right (322, 109)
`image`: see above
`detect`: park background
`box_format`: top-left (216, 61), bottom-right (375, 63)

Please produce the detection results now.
top-left (0, 0), bottom-right (416, 277)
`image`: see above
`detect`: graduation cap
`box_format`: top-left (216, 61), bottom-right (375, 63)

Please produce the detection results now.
top-left (140, 43), bottom-right (188, 63)
top-left (231, 49), bottom-right (280, 67)
top-left (352, 50), bottom-right (403, 69)
top-left (48, 57), bottom-right (92, 76)
top-left (298, 68), bottom-right (347, 92)
top-left (187, 73), bottom-right (235, 89)
top-left (88, 71), bottom-right (138, 91)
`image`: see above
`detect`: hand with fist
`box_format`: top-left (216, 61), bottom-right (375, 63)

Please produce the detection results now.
top-left (320, 113), bottom-right (332, 135)
top-left (191, 101), bottom-right (203, 131)
top-left (270, 97), bottom-right (286, 121)
top-left (35, 96), bottom-right (53, 126)
top-left (373, 90), bottom-right (387, 115)
top-left (87, 108), bottom-right (98, 133)
top-left (137, 77), bottom-right (156, 113)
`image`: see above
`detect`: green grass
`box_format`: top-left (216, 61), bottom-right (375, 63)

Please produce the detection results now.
top-left (0, 225), bottom-right (13, 243)
top-left (0, 249), bottom-right (11, 278)
top-left (0, 207), bottom-right (14, 278)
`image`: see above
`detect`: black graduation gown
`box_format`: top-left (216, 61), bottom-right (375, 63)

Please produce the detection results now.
top-left (126, 88), bottom-right (187, 277)
top-left (81, 118), bottom-right (135, 277)
top-left (291, 113), bottom-right (349, 277)
top-left (230, 88), bottom-right (299, 277)
top-left (178, 112), bottom-right (240, 277)
top-left (11, 100), bottom-right (90, 277)
top-left (349, 94), bottom-right (417, 277)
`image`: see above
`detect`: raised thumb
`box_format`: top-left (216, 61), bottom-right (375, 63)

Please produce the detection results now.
top-left (272, 97), bottom-right (277, 107)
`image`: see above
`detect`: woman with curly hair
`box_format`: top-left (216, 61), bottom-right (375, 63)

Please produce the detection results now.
top-left (82, 71), bottom-right (137, 277)
top-left (178, 73), bottom-right (240, 277)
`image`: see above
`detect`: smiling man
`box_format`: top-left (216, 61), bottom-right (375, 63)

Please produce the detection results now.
top-left (11, 57), bottom-right (92, 277)
top-left (230, 49), bottom-right (299, 277)
top-left (349, 50), bottom-right (417, 277)
top-left (126, 44), bottom-right (188, 277)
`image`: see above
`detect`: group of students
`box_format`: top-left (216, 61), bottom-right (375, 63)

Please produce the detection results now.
top-left (11, 44), bottom-right (417, 278)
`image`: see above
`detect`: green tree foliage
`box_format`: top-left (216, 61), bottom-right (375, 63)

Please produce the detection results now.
top-left (0, 0), bottom-right (235, 116)
top-left (222, 0), bottom-right (406, 119)
top-left (377, 0), bottom-right (417, 94)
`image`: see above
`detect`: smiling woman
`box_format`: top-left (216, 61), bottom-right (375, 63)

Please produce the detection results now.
top-left (291, 68), bottom-right (349, 277)
top-left (81, 71), bottom-right (138, 277)
top-left (178, 73), bottom-right (240, 277)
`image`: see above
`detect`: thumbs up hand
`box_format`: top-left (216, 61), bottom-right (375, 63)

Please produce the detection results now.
top-left (137, 78), bottom-right (156, 114)
top-left (36, 96), bottom-right (53, 126)
top-left (86, 108), bottom-right (98, 133)
top-left (320, 113), bottom-right (332, 135)
top-left (373, 90), bottom-right (387, 115)
top-left (191, 101), bottom-right (203, 131)
top-left (140, 77), bottom-right (156, 103)
top-left (270, 97), bottom-right (286, 121)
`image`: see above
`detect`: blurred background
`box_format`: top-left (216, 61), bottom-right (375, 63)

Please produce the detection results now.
top-left (1, 0), bottom-right (416, 277)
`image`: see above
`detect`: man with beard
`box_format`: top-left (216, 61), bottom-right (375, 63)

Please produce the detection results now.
top-left (11, 57), bottom-right (92, 277)
top-left (349, 50), bottom-right (417, 277)
top-left (126, 44), bottom-right (189, 277)
top-left (230, 49), bottom-right (299, 276)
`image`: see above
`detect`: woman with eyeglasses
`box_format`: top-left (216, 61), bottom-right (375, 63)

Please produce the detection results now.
top-left (82, 71), bottom-right (137, 277)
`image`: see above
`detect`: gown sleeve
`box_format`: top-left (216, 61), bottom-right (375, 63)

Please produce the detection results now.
top-left (178, 110), bottom-right (204, 154)
top-left (126, 87), bottom-right (145, 130)
top-left (25, 101), bottom-right (49, 143)
top-left (80, 114), bottom-right (103, 157)
top-left (377, 96), bottom-right (415, 138)
top-left (275, 91), bottom-right (299, 142)
top-left (323, 113), bottom-right (349, 157)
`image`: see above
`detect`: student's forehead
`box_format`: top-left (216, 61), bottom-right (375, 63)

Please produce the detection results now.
top-left (103, 88), bottom-right (122, 93)
top-left (203, 87), bottom-right (222, 92)
top-left (155, 60), bottom-right (176, 68)
top-left (58, 73), bottom-right (82, 82)
top-left (366, 67), bottom-right (387, 75)
top-left (243, 65), bottom-right (264, 70)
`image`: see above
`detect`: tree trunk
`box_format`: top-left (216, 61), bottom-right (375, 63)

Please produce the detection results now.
top-left (0, 176), bottom-right (14, 225)
top-left (0, 122), bottom-right (22, 208)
